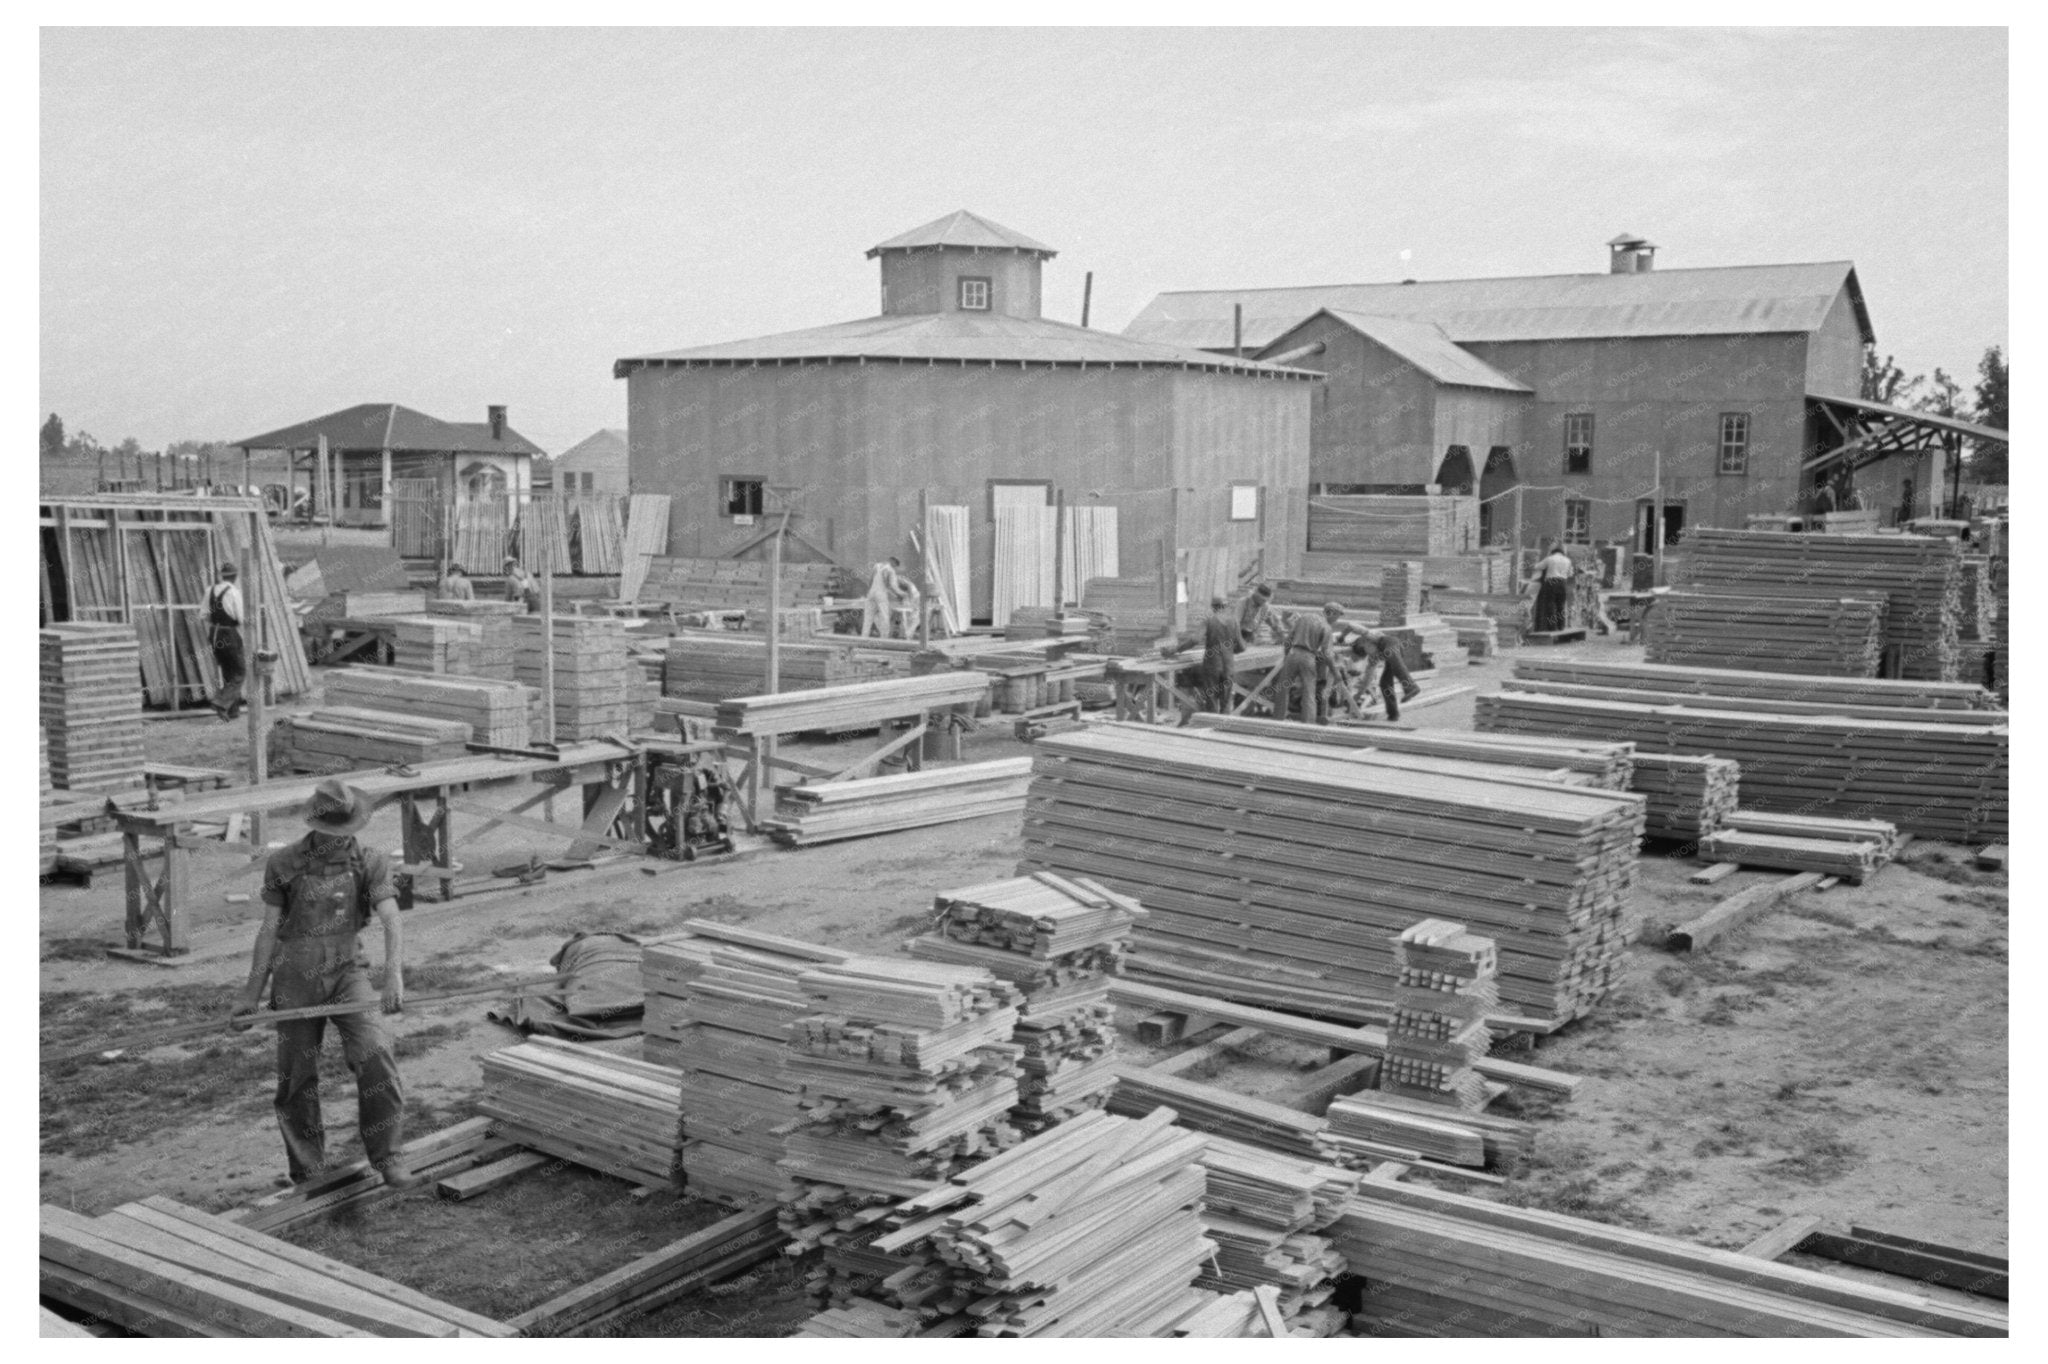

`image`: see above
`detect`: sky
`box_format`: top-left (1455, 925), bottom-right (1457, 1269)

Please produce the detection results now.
top-left (40, 26), bottom-right (2008, 455)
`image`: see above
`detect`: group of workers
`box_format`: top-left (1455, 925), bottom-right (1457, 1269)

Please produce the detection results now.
top-left (433, 558), bottom-right (541, 612)
top-left (1167, 584), bottom-right (1424, 725)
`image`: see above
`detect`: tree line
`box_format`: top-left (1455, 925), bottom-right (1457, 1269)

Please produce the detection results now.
top-left (1860, 343), bottom-right (2010, 484)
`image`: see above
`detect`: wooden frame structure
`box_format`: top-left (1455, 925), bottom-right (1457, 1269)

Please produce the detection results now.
top-left (1105, 645), bottom-right (1284, 723)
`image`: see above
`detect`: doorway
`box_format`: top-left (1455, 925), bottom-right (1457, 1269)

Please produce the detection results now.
top-left (1477, 446), bottom-right (1516, 547)
top-left (1638, 500), bottom-right (1685, 555)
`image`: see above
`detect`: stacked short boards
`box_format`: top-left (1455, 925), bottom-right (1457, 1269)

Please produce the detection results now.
top-left (1643, 591), bottom-right (1884, 677)
top-left (1019, 723), bottom-right (1646, 1027)
top-left (40, 622), bottom-right (146, 793)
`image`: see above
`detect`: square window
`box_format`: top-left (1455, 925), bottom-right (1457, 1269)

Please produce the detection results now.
top-left (1229, 485), bottom-right (1259, 521)
top-left (1564, 498), bottom-right (1591, 545)
top-left (1564, 413), bottom-right (1594, 474)
top-left (721, 476), bottom-right (763, 518)
top-left (958, 277), bottom-right (992, 311)
top-left (1719, 413), bottom-right (1750, 475)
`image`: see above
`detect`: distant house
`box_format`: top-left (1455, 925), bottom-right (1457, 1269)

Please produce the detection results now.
top-left (553, 428), bottom-right (629, 496)
top-left (235, 403), bottom-right (543, 558)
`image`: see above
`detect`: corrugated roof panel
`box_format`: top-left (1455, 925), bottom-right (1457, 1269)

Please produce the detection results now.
top-left (867, 210), bottom-right (1056, 258)
top-left (1318, 310), bottom-right (1531, 392)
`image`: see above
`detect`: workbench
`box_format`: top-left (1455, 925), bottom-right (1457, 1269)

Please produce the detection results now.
top-left (1105, 645), bottom-right (1284, 723)
top-left (112, 740), bottom-right (649, 956)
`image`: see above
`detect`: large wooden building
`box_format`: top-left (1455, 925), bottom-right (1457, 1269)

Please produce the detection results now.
top-left (1124, 235), bottom-right (1912, 551)
top-left (616, 211), bottom-right (1317, 622)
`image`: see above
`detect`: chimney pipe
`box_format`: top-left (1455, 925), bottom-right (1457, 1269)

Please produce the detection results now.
top-left (488, 405), bottom-right (507, 441)
top-left (1608, 234), bottom-right (1657, 274)
top-left (1081, 271), bottom-right (1093, 329)
top-left (1233, 304), bottom-right (1243, 360)
top-left (1264, 340), bottom-right (1326, 367)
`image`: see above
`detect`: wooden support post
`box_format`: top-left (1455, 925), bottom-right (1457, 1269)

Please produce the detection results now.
top-left (918, 489), bottom-right (933, 646)
top-left (1513, 483), bottom-right (1525, 581)
top-left (1652, 448), bottom-right (1665, 588)
top-left (1053, 487), bottom-right (1067, 612)
top-left (540, 556), bottom-right (556, 745)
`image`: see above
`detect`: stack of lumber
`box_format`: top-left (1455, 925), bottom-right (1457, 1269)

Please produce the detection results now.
top-left (713, 671), bottom-right (991, 734)
top-left (615, 493), bottom-right (671, 604)
top-left (569, 495), bottom-right (625, 574)
top-left (1699, 828), bottom-right (1883, 884)
top-left (40, 623), bottom-right (146, 792)
top-left (304, 589), bottom-right (424, 620)
top-left (387, 614), bottom-right (481, 675)
top-left (1108, 1066), bottom-right (1339, 1162)
top-left (514, 615), bottom-right (631, 740)
top-left (1181, 724), bottom-right (1604, 791)
top-left (1020, 724), bottom-right (1647, 1025)
top-left (1306, 494), bottom-right (1478, 556)
top-left (1379, 561), bottom-right (1423, 627)
top-left (1672, 528), bottom-right (1962, 681)
top-left (1327, 1088), bottom-right (1532, 1171)
top-left (1959, 558), bottom-right (1994, 641)
top-left (277, 708), bottom-right (472, 775)
top-left (1507, 657), bottom-right (2000, 712)
top-left (1991, 552), bottom-right (2009, 705)
top-left (476, 1037), bottom-right (682, 1189)
top-left (40, 1196), bottom-right (510, 1337)
top-left (766, 758), bottom-right (1033, 846)
top-left (1475, 689), bottom-right (2006, 844)
top-left (1339, 1180), bottom-right (2007, 1337)
top-left (1443, 613), bottom-right (1498, 658)
top-left (1379, 921), bottom-right (1496, 1110)
top-left (796, 1109), bottom-right (1218, 1337)
top-left (907, 873), bottom-right (1143, 1131)
top-left (1719, 809), bottom-right (1901, 861)
top-left (1644, 591), bottom-right (1885, 677)
top-left (1151, 1290), bottom-right (1267, 1336)
top-left (1379, 615), bottom-right (1463, 672)
top-left (425, 598), bottom-right (520, 679)
top-left (637, 556), bottom-right (836, 611)
top-left (454, 496), bottom-right (515, 573)
top-left (323, 667), bottom-right (533, 748)
top-left (513, 495), bottom-right (570, 576)
top-left (505, 1205), bottom-right (784, 1339)
top-left (641, 922), bottom-right (852, 1206)
top-left (1186, 713), bottom-right (1636, 788)
top-left (1193, 1136), bottom-right (1359, 1336)
top-left (1005, 606), bottom-right (1094, 640)
top-left (1630, 752), bottom-right (1740, 841)
top-left (39, 727), bottom-right (57, 875)
top-left (1083, 576), bottom-right (1174, 654)
top-left (662, 635), bottom-right (871, 699)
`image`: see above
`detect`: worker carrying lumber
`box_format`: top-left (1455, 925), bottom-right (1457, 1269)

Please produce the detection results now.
top-left (860, 556), bottom-right (917, 639)
top-left (205, 561), bottom-right (246, 722)
top-left (230, 779), bottom-right (417, 1191)
top-left (1527, 542), bottom-right (1574, 634)
top-left (437, 562), bottom-right (475, 602)
top-left (1238, 582), bottom-right (1276, 646)
top-left (1275, 601), bottom-right (1343, 725)
top-left (503, 556), bottom-right (540, 613)
top-left (1345, 630), bottom-right (1424, 721)
top-left (1163, 595), bottom-right (1244, 716)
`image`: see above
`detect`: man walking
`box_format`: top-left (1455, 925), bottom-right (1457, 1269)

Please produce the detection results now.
top-left (503, 556), bottom-right (540, 613)
top-left (1347, 630), bottom-right (1424, 721)
top-left (231, 779), bottom-right (416, 1191)
top-left (1528, 542), bottom-right (1575, 634)
top-left (861, 556), bottom-right (916, 639)
top-left (1275, 601), bottom-right (1343, 725)
top-left (205, 562), bottom-right (246, 721)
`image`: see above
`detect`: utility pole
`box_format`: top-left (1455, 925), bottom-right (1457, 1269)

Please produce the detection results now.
top-left (242, 535), bottom-right (271, 847)
top-left (317, 435), bottom-right (331, 546)
top-left (1053, 487), bottom-right (1067, 612)
top-left (1513, 484), bottom-right (1525, 582)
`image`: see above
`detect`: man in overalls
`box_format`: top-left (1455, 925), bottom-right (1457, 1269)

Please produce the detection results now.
top-left (205, 561), bottom-right (245, 721)
top-left (231, 779), bottom-right (417, 1189)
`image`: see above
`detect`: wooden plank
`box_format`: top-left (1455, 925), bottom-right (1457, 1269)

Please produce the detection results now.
top-left (1974, 844), bottom-right (2006, 870)
top-left (1262, 1052), bottom-right (1381, 1114)
top-left (1803, 1231), bottom-right (2008, 1300)
top-left (1253, 1284), bottom-right (1290, 1338)
top-left (1666, 873), bottom-right (1825, 953)
top-left (1846, 1225), bottom-right (2007, 1273)
top-left (1739, 1214), bottom-right (1825, 1262)
top-left (1689, 861), bottom-right (1742, 886)
top-left (435, 1150), bottom-right (553, 1202)
top-left (505, 1205), bottom-right (780, 1336)
top-left (1145, 1025), bottom-right (1260, 1077)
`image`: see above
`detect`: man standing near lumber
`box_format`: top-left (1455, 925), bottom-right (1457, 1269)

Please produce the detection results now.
top-left (1275, 601), bottom-right (1342, 725)
top-left (503, 555), bottom-right (540, 612)
top-left (1346, 630), bottom-right (1424, 721)
top-left (437, 562), bottom-right (475, 601)
top-left (204, 561), bottom-right (246, 721)
top-left (1238, 582), bottom-right (1276, 646)
top-left (860, 555), bottom-right (916, 639)
top-left (1527, 541), bottom-right (1574, 634)
top-left (230, 779), bottom-right (418, 1191)
top-left (1163, 594), bottom-right (1243, 716)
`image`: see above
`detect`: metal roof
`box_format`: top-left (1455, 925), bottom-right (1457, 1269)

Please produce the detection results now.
top-left (1308, 309), bottom-right (1531, 392)
top-left (614, 311), bottom-right (1318, 379)
top-left (234, 403), bottom-right (544, 457)
top-left (1125, 262), bottom-right (1875, 352)
top-left (553, 428), bottom-right (628, 467)
top-left (866, 210), bottom-right (1056, 259)
top-left (1809, 393), bottom-right (2008, 444)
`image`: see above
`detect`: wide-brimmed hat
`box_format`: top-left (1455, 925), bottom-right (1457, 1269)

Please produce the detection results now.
top-left (218, 562), bottom-right (239, 578)
top-left (304, 778), bottom-right (372, 836)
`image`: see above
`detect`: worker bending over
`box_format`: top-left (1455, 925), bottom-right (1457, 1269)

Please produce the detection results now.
top-left (1347, 630), bottom-right (1424, 721)
top-left (1238, 583), bottom-right (1276, 646)
top-left (1275, 601), bottom-right (1343, 725)
top-left (1162, 594), bottom-right (1244, 717)
top-left (231, 779), bottom-right (417, 1191)
top-left (861, 556), bottom-right (918, 639)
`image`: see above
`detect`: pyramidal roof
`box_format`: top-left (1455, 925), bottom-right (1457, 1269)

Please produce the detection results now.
top-left (866, 210), bottom-right (1056, 259)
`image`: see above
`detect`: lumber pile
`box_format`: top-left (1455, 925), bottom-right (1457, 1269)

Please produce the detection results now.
top-left (39, 727), bottom-right (57, 876)
top-left (387, 614), bottom-right (482, 675)
top-left (477, 1037), bottom-right (682, 1189)
top-left (662, 634), bottom-right (875, 699)
top-left (1507, 657), bottom-right (1999, 711)
top-left (1444, 613), bottom-right (1498, 658)
top-left (1306, 494), bottom-right (1478, 556)
top-left (1109, 1066), bottom-right (1338, 1162)
top-left (1698, 829), bottom-right (1883, 884)
top-left (514, 615), bottom-right (631, 740)
top-left (1380, 561), bottom-right (1423, 626)
top-left (304, 589), bottom-right (424, 620)
top-left (713, 671), bottom-right (990, 734)
top-left (1185, 713), bottom-right (1635, 788)
top-left (1082, 576), bottom-right (1174, 654)
top-left (1193, 1136), bottom-right (1359, 1336)
top-left (1020, 724), bottom-right (1647, 1026)
top-left (1380, 921), bottom-right (1497, 1110)
top-left (40, 622), bottom-right (146, 793)
top-left (323, 667), bottom-right (533, 748)
top-left (642, 922), bottom-right (852, 1206)
top-left (277, 708), bottom-right (472, 775)
top-left (1630, 752), bottom-right (1740, 841)
top-left (1672, 527), bottom-right (1962, 681)
top-left (907, 873), bottom-right (1143, 1132)
top-left (425, 598), bottom-right (521, 679)
top-left (40, 1196), bottom-right (509, 1337)
top-left (766, 758), bottom-right (1033, 846)
top-left (1340, 1180), bottom-right (2007, 1337)
top-left (1644, 591), bottom-right (1885, 677)
top-left (569, 494), bottom-right (625, 574)
top-left (1991, 552), bottom-right (2009, 705)
top-left (1959, 558), bottom-right (1994, 641)
top-left (637, 556), bottom-right (836, 612)
top-left (1475, 689), bottom-right (2006, 844)
top-left (505, 1204), bottom-right (784, 1338)
top-left (1719, 809), bottom-right (1901, 862)
top-left (795, 1108), bottom-right (1219, 1337)
top-left (231, 1117), bottom-right (515, 1234)
top-left (616, 493), bottom-right (671, 604)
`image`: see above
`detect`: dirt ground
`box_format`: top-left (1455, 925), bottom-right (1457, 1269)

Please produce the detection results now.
top-left (39, 635), bottom-right (2008, 1334)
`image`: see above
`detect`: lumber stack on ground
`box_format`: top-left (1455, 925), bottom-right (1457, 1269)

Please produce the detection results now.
top-left (1671, 528), bottom-right (1962, 681)
top-left (277, 708), bottom-right (473, 775)
top-left (1475, 689), bottom-right (2006, 844)
top-left (1082, 576), bottom-right (1174, 654)
top-left (40, 1196), bottom-right (509, 1337)
top-left (1184, 712), bottom-right (1635, 788)
top-left (1306, 494), bottom-right (1477, 557)
top-left (713, 671), bottom-right (991, 735)
top-left (794, 1109), bottom-right (1218, 1337)
top-left (1630, 752), bottom-right (1740, 841)
top-left (1644, 591), bottom-right (1885, 677)
top-left (907, 873), bottom-right (1142, 1132)
top-left (39, 727), bottom-right (57, 875)
top-left (387, 613), bottom-right (482, 675)
top-left (40, 622), bottom-right (146, 792)
top-left (424, 598), bottom-right (520, 679)
top-left (322, 666), bottom-right (535, 747)
top-left (1192, 1135), bottom-right (1360, 1336)
top-left (662, 634), bottom-right (876, 699)
top-left (637, 556), bottom-right (837, 612)
top-left (1377, 921), bottom-right (1498, 1111)
top-left (1508, 656), bottom-right (1999, 711)
top-left (514, 615), bottom-right (632, 740)
top-left (1718, 809), bottom-right (1901, 862)
top-left (477, 1037), bottom-right (682, 1189)
top-left (1698, 829), bottom-right (1883, 884)
top-left (1020, 723), bottom-right (1646, 1026)
top-left (641, 921), bottom-right (852, 1206)
top-left (1339, 1180), bottom-right (2007, 1337)
top-left (1108, 1065), bottom-right (1339, 1161)
top-left (1379, 561), bottom-right (1423, 627)
top-left (506, 1204), bottom-right (785, 1338)
top-left (766, 758), bottom-right (1033, 846)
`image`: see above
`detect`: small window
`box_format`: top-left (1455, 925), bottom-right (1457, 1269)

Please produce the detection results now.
top-left (1229, 484), bottom-right (1260, 522)
top-left (958, 277), bottom-right (992, 311)
top-left (584, 472), bottom-right (597, 493)
top-left (721, 476), bottom-right (764, 519)
top-left (1563, 497), bottom-right (1591, 545)
top-left (1563, 413), bottom-right (1594, 474)
top-left (1718, 413), bottom-right (1750, 475)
